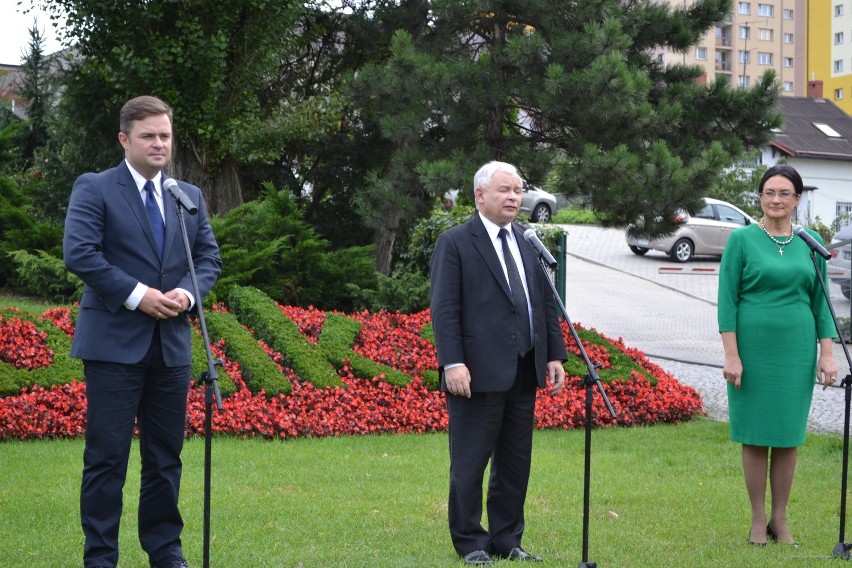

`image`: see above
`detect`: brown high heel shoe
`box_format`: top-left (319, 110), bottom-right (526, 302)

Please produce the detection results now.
top-left (767, 523), bottom-right (800, 548)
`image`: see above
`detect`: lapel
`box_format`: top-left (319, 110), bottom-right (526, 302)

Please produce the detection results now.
top-left (469, 213), bottom-right (513, 302)
top-left (115, 161), bottom-right (169, 263)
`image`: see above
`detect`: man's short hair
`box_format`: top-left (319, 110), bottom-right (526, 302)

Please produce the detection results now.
top-left (119, 96), bottom-right (173, 134)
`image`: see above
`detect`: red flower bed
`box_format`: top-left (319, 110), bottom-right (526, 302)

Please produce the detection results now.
top-left (0, 306), bottom-right (703, 440)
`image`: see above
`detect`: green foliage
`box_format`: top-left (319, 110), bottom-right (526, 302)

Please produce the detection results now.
top-left (227, 286), bottom-right (343, 389)
top-left (346, 271), bottom-right (431, 313)
top-left (552, 209), bottom-right (601, 225)
top-left (7, 250), bottom-right (82, 303)
top-left (318, 313), bottom-right (412, 387)
top-left (0, 308), bottom-right (83, 396)
top-left (204, 310), bottom-right (286, 398)
top-left (565, 328), bottom-right (657, 386)
top-left (707, 161), bottom-right (766, 219)
top-left (210, 184), bottom-right (377, 311)
top-left (396, 205), bottom-right (476, 278)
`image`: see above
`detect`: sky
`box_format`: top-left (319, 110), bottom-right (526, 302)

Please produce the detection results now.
top-left (0, 2), bottom-right (65, 65)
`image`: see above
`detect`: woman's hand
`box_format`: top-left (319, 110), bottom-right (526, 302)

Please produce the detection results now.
top-left (817, 339), bottom-right (838, 390)
top-left (721, 331), bottom-right (743, 389)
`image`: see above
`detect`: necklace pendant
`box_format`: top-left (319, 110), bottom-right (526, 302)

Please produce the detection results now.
top-left (779, 247), bottom-right (784, 255)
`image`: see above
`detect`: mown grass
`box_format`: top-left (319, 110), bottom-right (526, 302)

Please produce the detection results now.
top-left (1, 418), bottom-right (849, 567)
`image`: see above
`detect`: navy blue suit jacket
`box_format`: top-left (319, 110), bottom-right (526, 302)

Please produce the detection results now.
top-left (430, 213), bottom-right (567, 392)
top-left (64, 161), bottom-right (222, 367)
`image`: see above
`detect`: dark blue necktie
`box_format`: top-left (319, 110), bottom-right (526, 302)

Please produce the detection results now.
top-left (499, 228), bottom-right (532, 356)
top-left (143, 180), bottom-right (165, 257)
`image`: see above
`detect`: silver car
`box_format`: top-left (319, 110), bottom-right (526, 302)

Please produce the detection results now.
top-left (625, 197), bottom-right (756, 262)
top-left (443, 181), bottom-right (559, 223)
top-left (827, 224), bottom-right (852, 298)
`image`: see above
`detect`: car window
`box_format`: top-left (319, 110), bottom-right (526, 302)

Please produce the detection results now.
top-left (716, 205), bottom-right (748, 225)
top-left (694, 204), bottom-right (715, 220)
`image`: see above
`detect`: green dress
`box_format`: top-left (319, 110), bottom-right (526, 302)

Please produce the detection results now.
top-left (718, 223), bottom-right (835, 447)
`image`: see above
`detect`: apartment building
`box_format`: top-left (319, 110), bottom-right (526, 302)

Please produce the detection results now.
top-left (658, 0), bottom-right (806, 95)
top-left (813, 0), bottom-right (852, 114)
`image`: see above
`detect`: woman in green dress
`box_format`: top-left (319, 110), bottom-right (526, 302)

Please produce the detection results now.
top-left (718, 164), bottom-right (837, 546)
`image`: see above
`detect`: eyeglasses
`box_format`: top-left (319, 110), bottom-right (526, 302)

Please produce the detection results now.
top-left (761, 190), bottom-right (797, 200)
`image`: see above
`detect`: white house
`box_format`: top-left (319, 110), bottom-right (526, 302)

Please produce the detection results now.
top-left (759, 81), bottom-right (852, 228)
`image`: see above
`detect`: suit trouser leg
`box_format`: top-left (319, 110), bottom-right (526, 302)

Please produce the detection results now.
top-left (81, 360), bottom-right (147, 568)
top-left (447, 391), bottom-right (505, 556)
top-left (137, 358), bottom-right (190, 566)
top-left (446, 354), bottom-right (537, 557)
top-left (487, 355), bottom-right (537, 554)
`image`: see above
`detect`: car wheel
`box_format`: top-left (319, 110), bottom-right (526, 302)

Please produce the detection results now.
top-left (531, 203), bottom-right (551, 223)
top-left (629, 245), bottom-right (649, 256)
top-left (669, 238), bottom-right (694, 263)
top-left (843, 283), bottom-right (851, 299)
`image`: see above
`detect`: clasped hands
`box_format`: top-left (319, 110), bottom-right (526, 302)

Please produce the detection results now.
top-left (139, 288), bottom-right (189, 321)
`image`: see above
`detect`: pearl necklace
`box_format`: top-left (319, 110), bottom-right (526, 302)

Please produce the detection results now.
top-left (759, 219), bottom-right (794, 255)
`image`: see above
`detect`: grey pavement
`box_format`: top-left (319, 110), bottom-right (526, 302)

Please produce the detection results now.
top-left (557, 223), bottom-right (851, 435)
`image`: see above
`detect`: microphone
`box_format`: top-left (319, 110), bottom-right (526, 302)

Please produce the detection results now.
top-left (793, 224), bottom-right (831, 259)
top-left (163, 178), bottom-right (198, 215)
top-left (523, 229), bottom-right (558, 268)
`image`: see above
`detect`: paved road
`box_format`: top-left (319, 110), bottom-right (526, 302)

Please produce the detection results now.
top-left (557, 223), bottom-right (851, 435)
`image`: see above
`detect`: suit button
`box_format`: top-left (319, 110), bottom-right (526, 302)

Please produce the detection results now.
top-left (510, 334), bottom-right (517, 341)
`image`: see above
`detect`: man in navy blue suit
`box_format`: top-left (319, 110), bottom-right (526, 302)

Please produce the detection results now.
top-left (64, 95), bottom-right (221, 568)
top-left (430, 161), bottom-right (567, 565)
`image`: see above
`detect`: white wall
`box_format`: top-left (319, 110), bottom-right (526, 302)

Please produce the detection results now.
top-left (759, 149), bottom-right (852, 227)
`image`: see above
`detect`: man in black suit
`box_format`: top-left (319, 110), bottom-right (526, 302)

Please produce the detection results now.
top-left (430, 161), bottom-right (567, 565)
top-left (64, 95), bottom-right (221, 568)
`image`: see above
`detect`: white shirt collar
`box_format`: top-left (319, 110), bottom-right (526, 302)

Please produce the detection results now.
top-left (125, 159), bottom-right (163, 195)
top-left (478, 212), bottom-right (514, 243)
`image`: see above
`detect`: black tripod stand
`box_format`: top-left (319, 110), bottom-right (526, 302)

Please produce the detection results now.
top-left (168, 186), bottom-right (223, 568)
top-left (534, 253), bottom-right (617, 568)
top-left (802, 247), bottom-right (852, 560)
top-left (804, 244), bottom-right (852, 560)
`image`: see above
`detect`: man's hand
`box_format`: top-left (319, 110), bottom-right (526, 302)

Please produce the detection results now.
top-left (138, 288), bottom-right (183, 320)
top-left (547, 360), bottom-right (566, 395)
top-left (445, 365), bottom-right (472, 398)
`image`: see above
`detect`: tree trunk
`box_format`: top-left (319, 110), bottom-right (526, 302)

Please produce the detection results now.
top-left (169, 142), bottom-right (244, 216)
top-left (374, 227), bottom-right (397, 276)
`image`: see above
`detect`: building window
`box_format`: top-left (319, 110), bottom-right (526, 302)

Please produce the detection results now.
top-left (837, 32), bottom-right (845, 45)
top-left (835, 59), bottom-right (844, 73)
top-left (739, 2), bottom-right (751, 15)
top-left (836, 88), bottom-right (845, 100)
top-left (815, 122), bottom-right (843, 137)
top-left (783, 57), bottom-right (793, 68)
top-left (784, 33), bottom-right (794, 43)
top-left (838, 203), bottom-right (852, 224)
top-left (739, 26), bottom-right (751, 39)
top-left (738, 50), bottom-right (751, 64)
top-left (758, 52), bottom-right (773, 65)
top-left (757, 3), bottom-right (774, 16)
top-left (758, 28), bottom-right (773, 41)
top-left (738, 76), bottom-right (750, 88)
top-left (836, 4), bottom-right (845, 16)
top-left (783, 81), bottom-right (793, 92)
top-left (783, 9), bottom-right (794, 19)
top-left (696, 47), bottom-right (707, 60)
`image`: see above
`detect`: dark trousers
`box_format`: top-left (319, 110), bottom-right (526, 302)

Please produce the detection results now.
top-left (81, 327), bottom-right (190, 568)
top-left (446, 352), bottom-right (537, 557)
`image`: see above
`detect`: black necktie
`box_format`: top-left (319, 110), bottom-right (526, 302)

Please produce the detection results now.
top-left (499, 228), bottom-right (532, 355)
top-left (143, 180), bottom-right (165, 257)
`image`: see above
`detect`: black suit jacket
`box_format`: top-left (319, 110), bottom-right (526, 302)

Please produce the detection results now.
top-left (430, 213), bottom-right (567, 392)
top-left (64, 161), bottom-right (222, 367)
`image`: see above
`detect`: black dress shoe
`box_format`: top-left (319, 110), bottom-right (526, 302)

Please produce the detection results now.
top-left (463, 550), bottom-right (494, 565)
top-left (152, 559), bottom-right (190, 568)
top-left (502, 547), bottom-right (543, 562)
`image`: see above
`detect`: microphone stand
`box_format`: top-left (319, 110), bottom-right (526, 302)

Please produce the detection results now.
top-left (534, 254), bottom-right (617, 568)
top-left (804, 249), bottom-right (852, 560)
top-left (169, 192), bottom-right (223, 568)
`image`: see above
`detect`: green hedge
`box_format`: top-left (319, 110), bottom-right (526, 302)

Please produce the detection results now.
top-left (0, 308), bottom-right (84, 396)
top-left (205, 310), bottom-right (289, 397)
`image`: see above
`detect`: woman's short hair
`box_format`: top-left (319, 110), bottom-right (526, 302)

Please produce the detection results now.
top-left (759, 164), bottom-right (804, 195)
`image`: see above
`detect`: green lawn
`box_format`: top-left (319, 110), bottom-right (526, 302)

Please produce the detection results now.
top-left (1, 418), bottom-right (849, 567)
